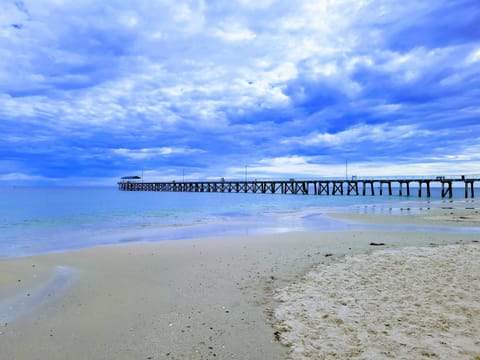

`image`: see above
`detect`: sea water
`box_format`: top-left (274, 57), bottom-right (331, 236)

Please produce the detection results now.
top-left (0, 186), bottom-right (476, 258)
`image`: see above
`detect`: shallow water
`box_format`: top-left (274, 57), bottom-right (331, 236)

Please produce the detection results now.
top-left (0, 186), bottom-right (477, 258)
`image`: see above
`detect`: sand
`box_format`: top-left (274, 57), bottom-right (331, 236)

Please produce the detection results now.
top-left (328, 202), bottom-right (480, 228)
top-left (1, 207), bottom-right (479, 359)
top-left (274, 244), bottom-right (480, 360)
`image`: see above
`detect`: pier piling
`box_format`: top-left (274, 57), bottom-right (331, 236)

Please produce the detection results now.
top-left (118, 176), bottom-right (478, 199)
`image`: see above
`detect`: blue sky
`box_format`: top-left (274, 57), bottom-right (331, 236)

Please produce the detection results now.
top-left (1, 0), bottom-right (479, 185)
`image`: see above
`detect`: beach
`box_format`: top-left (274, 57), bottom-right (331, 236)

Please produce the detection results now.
top-left (274, 243), bottom-right (480, 360)
top-left (1, 208), bottom-right (480, 359)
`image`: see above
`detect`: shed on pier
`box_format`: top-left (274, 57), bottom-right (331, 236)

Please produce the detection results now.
top-left (120, 176), bottom-right (142, 183)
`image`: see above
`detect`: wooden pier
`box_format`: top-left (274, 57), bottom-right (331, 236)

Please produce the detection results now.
top-left (118, 176), bottom-right (479, 199)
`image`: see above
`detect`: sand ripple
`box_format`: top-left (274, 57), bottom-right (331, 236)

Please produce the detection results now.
top-left (274, 244), bottom-right (480, 360)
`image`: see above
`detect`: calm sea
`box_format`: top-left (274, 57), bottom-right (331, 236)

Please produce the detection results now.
top-left (0, 186), bottom-right (476, 258)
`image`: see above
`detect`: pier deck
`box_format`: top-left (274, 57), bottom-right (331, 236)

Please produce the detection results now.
top-left (118, 176), bottom-right (479, 199)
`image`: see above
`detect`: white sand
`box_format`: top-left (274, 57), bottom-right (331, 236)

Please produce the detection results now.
top-left (274, 243), bottom-right (480, 360)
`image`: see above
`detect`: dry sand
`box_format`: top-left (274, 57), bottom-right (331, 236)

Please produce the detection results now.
top-left (274, 244), bottom-right (480, 360)
top-left (1, 208), bottom-right (479, 359)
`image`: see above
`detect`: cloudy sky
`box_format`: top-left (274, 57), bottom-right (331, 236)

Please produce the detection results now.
top-left (1, 0), bottom-right (479, 185)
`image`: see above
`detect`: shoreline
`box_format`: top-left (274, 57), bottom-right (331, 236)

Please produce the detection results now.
top-left (328, 203), bottom-right (480, 227)
top-left (2, 197), bottom-right (479, 260)
top-left (1, 210), bottom-right (479, 359)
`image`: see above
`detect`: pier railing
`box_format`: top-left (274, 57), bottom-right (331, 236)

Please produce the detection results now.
top-left (118, 176), bottom-right (479, 199)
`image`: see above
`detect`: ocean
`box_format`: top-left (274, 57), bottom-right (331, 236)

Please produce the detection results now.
top-left (0, 186), bottom-right (477, 258)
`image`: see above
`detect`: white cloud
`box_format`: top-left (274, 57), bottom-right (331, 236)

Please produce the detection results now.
top-left (226, 155), bottom-right (480, 180)
top-left (283, 123), bottom-right (432, 148)
top-left (170, 1), bottom-right (206, 33)
top-left (227, 155), bottom-right (332, 179)
top-left (0, 172), bottom-right (49, 182)
top-left (349, 161), bottom-right (480, 178)
top-left (467, 48), bottom-right (480, 64)
top-left (212, 22), bottom-right (256, 42)
top-left (117, 12), bottom-right (139, 28)
top-left (112, 147), bottom-right (203, 160)
top-left (372, 103), bottom-right (402, 114)
top-left (236, 0), bottom-right (276, 10)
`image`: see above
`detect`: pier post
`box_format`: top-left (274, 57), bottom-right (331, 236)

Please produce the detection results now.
top-left (441, 181), bottom-right (453, 198)
top-left (363, 181), bottom-right (374, 196)
top-left (465, 180), bottom-right (475, 198)
top-left (302, 182), bottom-right (308, 195)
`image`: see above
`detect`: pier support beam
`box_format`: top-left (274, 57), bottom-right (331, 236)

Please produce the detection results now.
top-left (464, 181), bottom-right (475, 198)
top-left (318, 182), bottom-right (330, 195)
top-left (332, 182), bottom-right (343, 195)
top-left (441, 181), bottom-right (453, 198)
top-left (418, 181), bottom-right (430, 197)
top-left (378, 181), bottom-right (393, 196)
top-left (362, 181), bottom-right (375, 196)
top-left (347, 182), bottom-right (358, 195)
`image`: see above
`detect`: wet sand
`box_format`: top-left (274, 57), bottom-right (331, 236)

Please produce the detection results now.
top-left (1, 208), bottom-right (479, 359)
top-left (329, 202), bottom-right (480, 228)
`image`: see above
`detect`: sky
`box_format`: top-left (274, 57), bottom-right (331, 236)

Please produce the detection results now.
top-left (0, 0), bottom-right (479, 185)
